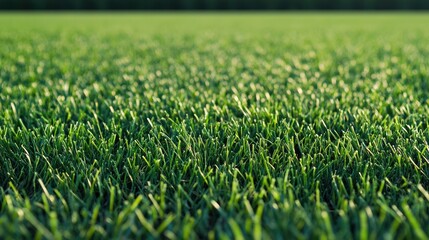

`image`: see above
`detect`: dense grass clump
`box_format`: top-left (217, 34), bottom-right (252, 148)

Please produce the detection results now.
top-left (0, 13), bottom-right (428, 239)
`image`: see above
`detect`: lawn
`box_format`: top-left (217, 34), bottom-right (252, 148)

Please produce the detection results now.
top-left (0, 13), bottom-right (429, 239)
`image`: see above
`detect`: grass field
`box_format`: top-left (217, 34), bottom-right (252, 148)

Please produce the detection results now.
top-left (1, 13), bottom-right (429, 239)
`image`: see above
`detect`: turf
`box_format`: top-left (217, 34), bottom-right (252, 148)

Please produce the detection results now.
top-left (0, 13), bottom-right (429, 239)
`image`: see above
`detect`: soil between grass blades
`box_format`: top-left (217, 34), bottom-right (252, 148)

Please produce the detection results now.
top-left (0, 13), bottom-right (429, 239)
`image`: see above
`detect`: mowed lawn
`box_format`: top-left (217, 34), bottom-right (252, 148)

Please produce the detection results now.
top-left (0, 13), bottom-right (429, 239)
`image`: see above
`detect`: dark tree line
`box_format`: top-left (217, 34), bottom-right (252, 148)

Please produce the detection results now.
top-left (1, 0), bottom-right (429, 10)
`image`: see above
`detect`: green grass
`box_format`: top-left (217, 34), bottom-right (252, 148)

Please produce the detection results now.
top-left (1, 13), bottom-right (429, 239)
